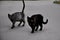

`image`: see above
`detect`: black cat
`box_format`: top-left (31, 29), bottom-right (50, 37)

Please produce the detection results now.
top-left (8, 0), bottom-right (25, 29)
top-left (27, 14), bottom-right (48, 33)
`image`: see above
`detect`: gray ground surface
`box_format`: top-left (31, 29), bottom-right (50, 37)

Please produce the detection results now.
top-left (0, 1), bottom-right (60, 40)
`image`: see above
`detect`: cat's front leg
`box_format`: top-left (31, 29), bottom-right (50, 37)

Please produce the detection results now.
top-left (31, 27), bottom-right (35, 33)
top-left (11, 22), bottom-right (15, 29)
top-left (31, 30), bottom-right (34, 33)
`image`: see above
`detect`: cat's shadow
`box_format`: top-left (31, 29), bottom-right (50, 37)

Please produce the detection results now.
top-left (27, 28), bottom-right (47, 35)
top-left (4, 25), bottom-right (25, 32)
top-left (3, 25), bottom-right (47, 35)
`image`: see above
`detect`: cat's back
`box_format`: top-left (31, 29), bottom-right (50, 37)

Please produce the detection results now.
top-left (31, 14), bottom-right (43, 18)
top-left (11, 12), bottom-right (22, 16)
top-left (11, 12), bottom-right (23, 20)
top-left (31, 14), bottom-right (43, 22)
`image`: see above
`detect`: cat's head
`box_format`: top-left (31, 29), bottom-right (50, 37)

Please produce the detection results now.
top-left (27, 16), bottom-right (34, 27)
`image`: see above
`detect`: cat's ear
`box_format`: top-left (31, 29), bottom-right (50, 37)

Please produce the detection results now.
top-left (27, 16), bottom-right (30, 19)
top-left (8, 14), bottom-right (11, 19)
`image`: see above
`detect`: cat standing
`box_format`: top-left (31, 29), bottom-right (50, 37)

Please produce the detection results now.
top-left (27, 14), bottom-right (48, 33)
top-left (8, 0), bottom-right (25, 29)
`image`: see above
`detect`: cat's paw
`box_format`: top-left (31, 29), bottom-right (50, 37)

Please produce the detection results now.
top-left (18, 24), bottom-right (20, 26)
top-left (11, 26), bottom-right (14, 29)
top-left (35, 29), bottom-right (38, 31)
top-left (39, 29), bottom-right (42, 31)
top-left (31, 31), bottom-right (34, 33)
top-left (22, 24), bottom-right (25, 27)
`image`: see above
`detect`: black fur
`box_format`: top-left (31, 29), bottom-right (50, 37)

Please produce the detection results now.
top-left (8, 0), bottom-right (25, 29)
top-left (27, 14), bottom-right (48, 33)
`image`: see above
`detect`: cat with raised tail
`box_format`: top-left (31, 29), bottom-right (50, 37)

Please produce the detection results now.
top-left (27, 14), bottom-right (48, 33)
top-left (8, 0), bottom-right (25, 29)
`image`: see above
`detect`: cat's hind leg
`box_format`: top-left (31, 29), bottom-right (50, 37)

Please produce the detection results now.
top-left (35, 25), bottom-right (39, 31)
top-left (22, 20), bottom-right (25, 26)
top-left (39, 24), bottom-right (43, 31)
top-left (18, 20), bottom-right (22, 26)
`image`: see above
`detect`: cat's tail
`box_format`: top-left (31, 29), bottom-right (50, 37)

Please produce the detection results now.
top-left (43, 19), bottom-right (48, 24)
